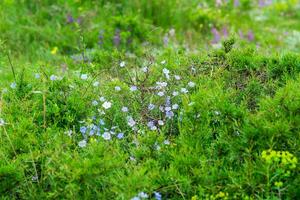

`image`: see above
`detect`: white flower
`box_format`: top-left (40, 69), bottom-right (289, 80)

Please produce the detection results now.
top-left (174, 75), bottom-right (181, 80)
top-left (142, 67), bottom-right (148, 73)
top-left (78, 140), bottom-right (87, 148)
top-left (64, 130), bottom-right (73, 137)
top-left (181, 88), bottom-right (188, 94)
top-left (121, 106), bottom-right (128, 112)
top-left (157, 91), bottom-right (164, 97)
top-left (148, 104), bottom-right (155, 110)
top-left (102, 132), bottom-right (111, 140)
top-left (161, 82), bottom-right (168, 87)
top-left (172, 104), bottom-right (179, 110)
top-left (80, 74), bottom-right (88, 80)
top-left (0, 118), bottom-right (5, 126)
top-left (92, 100), bottom-right (98, 106)
top-left (159, 106), bottom-right (164, 112)
top-left (169, 28), bottom-right (175, 36)
top-left (50, 75), bottom-right (57, 81)
top-left (161, 60), bottom-right (166, 65)
top-left (165, 106), bottom-right (172, 112)
top-left (158, 120), bottom-right (164, 126)
top-left (99, 96), bottom-right (106, 102)
top-left (162, 68), bottom-right (169, 74)
top-left (188, 81), bottom-right (196, 87)
top-left (115, 86), bottom-right (121, 91)
top-left (172, 91), bottom-right (179, 96)
top-left (102, 101), bottom-right (112, 109)
top-left (93, 81), bottom-right (100, 87)
top-left (127, 116), bottom-right (136, 127)
top-left (10, 82), bottom-right (17, 89)
top-left (35, 73), bottom-right (40, 79)
top-left (138, 192), bottom-right (149, 198)
top-left (130, 85), bottom-right (138, 91)
top-left (120, 61), bottom-right (126, 68)
top-left (164, 139), bottom-right (170, 145)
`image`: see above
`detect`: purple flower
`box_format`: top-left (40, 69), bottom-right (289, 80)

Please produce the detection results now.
top-left (259, 0), bottom-right (266, 7)
top-left (234, 0), bottom-right (240, 7)
top-left (247, 30), bottom-right (255, 41)
top-left (222, 26), bottom-right (229, 38)
top-left (66, 14), bottom-right (74, 23)
top-left (211, 27), bottom-right (221, 44)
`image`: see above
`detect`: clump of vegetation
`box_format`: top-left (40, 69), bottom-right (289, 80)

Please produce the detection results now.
top-left (0, 0), bottom-right (299, 199)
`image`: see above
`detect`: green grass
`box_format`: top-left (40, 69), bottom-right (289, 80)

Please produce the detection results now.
top-left (0, 0), bottom-right (300, 199)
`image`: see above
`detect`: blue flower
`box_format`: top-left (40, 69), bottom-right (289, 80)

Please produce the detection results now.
top-left (117, 132), bottom-right (124, 139)
top-left (166, 111), bottom-right (174, 119)
top-left (80, 126), bottom-right (87, 134)
top-left (154, 192), bottom-right (162, 200)
top-left (130, 85), bottom-right (138, 92)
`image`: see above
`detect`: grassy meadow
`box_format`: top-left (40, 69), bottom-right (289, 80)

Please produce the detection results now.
top-left (0, 0), bottom-right (300, 199)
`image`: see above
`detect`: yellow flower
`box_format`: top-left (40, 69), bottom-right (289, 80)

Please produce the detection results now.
top-left (51, 47), bottom-right (58, 55)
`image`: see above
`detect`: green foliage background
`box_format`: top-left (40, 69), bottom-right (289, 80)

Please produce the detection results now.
top-left (0, 0), bottom-right (299, 199)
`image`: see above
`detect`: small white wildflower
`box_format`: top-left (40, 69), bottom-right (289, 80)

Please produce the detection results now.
top-left (174, 75), bottom-right (181, 80)
top-left (188, 81), bottom-right (196, 87)
top-left (93, 81), bottom-right (100, 87)
top-left (115, 86), bottom-right (121, 91)
top-left (102, 101), bottom-right (112, 109)
top-left (130, 85), bottom-right (138, 92)
top-left (0, 118), bottom-right (5, 126)
top-left (35, 73), bottom-right (40, 79)
top-left (164, 139), bottom-right (170, 145)
top-left (181, 88), bottom-right (188, 94)
top-left (78, 140), bottom-right (87, 148)
top-left (158, 120), bottom-right (164, 126)
top-left (148, 104), bottom-right (155, 110)
top-left (64, 130), bottom-right (73, 137)
top-left (172, 104), bottom-right (179, 110)
top-left (121, 106), bottom-right (128, 112)
top-left (142, 67), bottom-right (148, 73)
top-left (99, 96), bottom-right (106, 102)
top-left (165, 106), bottom-right (172, 112)
top-left (214, 111), bottom-right (221, 115)
top-left (169, 28), bottom-right (176, 36)
top-left (161, 82), bottom-right (168, 87)
top-left (161, 60), bottom-right (166, 65)
top-left (138, 192), bottom-right (149, 198)
top-left (159, 106), bottom-right (164, 112)
top-left (10, 82), bottom-right (17, 89)
top-left (120, 61), bottom-right (126, 68)
top-left (92, 100), bottom-right (98, 106)
top-left (157, 91), bottom-right (164, 97)
top-left (102, 132), bottom-right (111, 140)
top-left (162, 68), bottom-right (169, 74)
top-left (172, 91), bottom-right (179, 96)
top-left (81, 74), bottom-right (88, 80)
top-left (127, 116), bottom-right (136, 127)
top-left (50, 75), bottom-right (57, 81)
